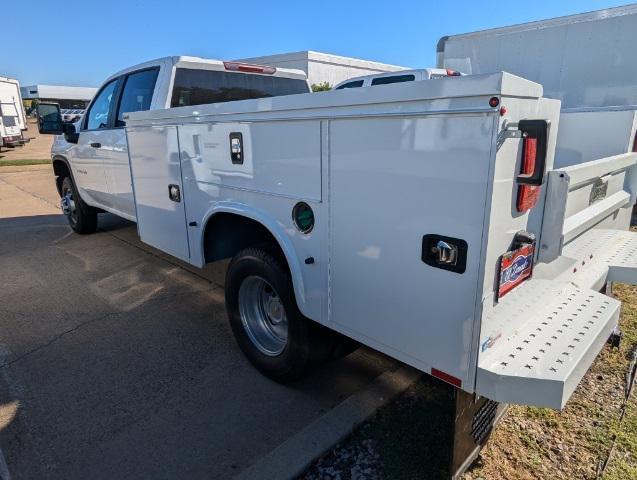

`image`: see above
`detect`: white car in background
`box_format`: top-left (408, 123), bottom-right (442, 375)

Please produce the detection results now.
top-left (333, 68), bottom-right (464, 89)
top-left (61, 109), bottom-right (85, 123)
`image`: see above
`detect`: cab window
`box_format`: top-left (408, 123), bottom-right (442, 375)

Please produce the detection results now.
top-left (335, 80), bottom-right (364, 90)
top-left (170, 68), bottom-right (309, 108)
top-left (116, 68), bottom-right (159, 127)
top-left (370, 74), bottom-right (416, 86)
top-left (85, 79), bottom-right (118, 130)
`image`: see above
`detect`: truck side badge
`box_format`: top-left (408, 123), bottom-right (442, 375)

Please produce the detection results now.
top-left (422, 234), bottom-right (468, 274)
top-left (230, 132), bottom-right (243, 164)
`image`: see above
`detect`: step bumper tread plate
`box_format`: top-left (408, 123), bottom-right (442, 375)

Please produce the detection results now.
top-left (476, 279), bottom-right (620, 409)
top-left (558, 229), bottom-right (637, 290)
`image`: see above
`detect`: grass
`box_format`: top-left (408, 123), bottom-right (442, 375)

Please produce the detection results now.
top-left (0, 159), bottom-right (51, 167)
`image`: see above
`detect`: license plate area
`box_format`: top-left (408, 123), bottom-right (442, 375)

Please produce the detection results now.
top-left (497, 242), bottom-right (535, 299)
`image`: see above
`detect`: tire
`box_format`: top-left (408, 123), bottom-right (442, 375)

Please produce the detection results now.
top-left (225, 247), bottom-right (331, 383)
top-left (60, 176), bottom-right (98, 234)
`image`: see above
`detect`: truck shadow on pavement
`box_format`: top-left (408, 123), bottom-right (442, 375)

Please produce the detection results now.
top-left (0, 213), bottom-right (395, 479)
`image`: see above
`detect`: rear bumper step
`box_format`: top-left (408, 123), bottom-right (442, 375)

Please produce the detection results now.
top-left (477, 228), bottom-right (637, 409)
top-left (477, 279), bottom-right (620, 409)
top-left (558, 229), bottom-right (637, 290)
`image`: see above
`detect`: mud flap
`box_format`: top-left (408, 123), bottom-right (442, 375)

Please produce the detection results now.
top-left (449, 390), bottom-right (507, 479)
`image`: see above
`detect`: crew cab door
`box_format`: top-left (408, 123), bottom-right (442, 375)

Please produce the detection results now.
top-left (109, 67), bottom-right (160, 219)
top-left (72, 78), bottom-right (120, 208)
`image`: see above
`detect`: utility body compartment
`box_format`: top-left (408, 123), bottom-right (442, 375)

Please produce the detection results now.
top-left (125, 71), bottom-right (637, 410)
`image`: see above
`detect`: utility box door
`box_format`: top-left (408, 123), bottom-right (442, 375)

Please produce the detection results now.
top-left (127, 125), bottom-right (190, 261)
top-left (328, 115), bottom-right (494, 384)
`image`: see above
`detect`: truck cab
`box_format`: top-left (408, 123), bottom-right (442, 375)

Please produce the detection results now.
top-left (38, 56), bottom-right (311, 229)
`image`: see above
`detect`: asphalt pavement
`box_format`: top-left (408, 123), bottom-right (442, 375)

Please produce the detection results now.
top-left (0, 166), bottom-right (394, 479)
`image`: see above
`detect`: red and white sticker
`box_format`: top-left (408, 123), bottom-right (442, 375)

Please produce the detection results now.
top-left (498, 243), bottom-right (535, 298)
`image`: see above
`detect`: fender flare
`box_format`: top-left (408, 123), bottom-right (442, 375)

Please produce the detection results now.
top-left (200, 201), bottom-right (308, 312)
top-left (51, 155), bottom-right (74, 196)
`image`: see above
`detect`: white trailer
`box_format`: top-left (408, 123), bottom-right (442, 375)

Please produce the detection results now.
top-left (0, 76), bottom-right (28, 150)
top-left (437, 4), bottom-right (637, 168)
top-left (0, 77), bottom-right (27, 130)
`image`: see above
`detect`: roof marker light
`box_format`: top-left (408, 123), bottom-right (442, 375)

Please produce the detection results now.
top-left (223, 61), bottom-right (276, 74)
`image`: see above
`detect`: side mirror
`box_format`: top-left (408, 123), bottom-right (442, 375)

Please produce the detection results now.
top-left (36, 103), bottom-right (63, 134)
top-left (62, 123), bottom-right (79, 144)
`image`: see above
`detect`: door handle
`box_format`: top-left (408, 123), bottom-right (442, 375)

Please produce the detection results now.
top-left (90, 142), bottom-right (101, 148)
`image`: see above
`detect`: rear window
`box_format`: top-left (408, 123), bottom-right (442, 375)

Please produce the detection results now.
top-left (171, 68), bottom-right (310, 108)
top-left (370, 74), bottom-right (416, 86)
top-left (335, 80), bottom-right (364, 90)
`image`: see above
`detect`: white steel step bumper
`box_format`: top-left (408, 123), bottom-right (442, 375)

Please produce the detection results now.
top-left (476, 279), bottom-right (620, 409)
top-left (557, 229), bottom-right (637, 290)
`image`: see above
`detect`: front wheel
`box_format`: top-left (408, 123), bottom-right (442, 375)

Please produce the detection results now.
top-left (225, 247), bottom-right (331, 383)
top-left (61, 176), bottom-right (97, 234)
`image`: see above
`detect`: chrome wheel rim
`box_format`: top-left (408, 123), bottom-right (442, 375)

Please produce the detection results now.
top-left (238, 276), bottom-right (288, 356)
top-left (60, 186), bottom-right (77, 225)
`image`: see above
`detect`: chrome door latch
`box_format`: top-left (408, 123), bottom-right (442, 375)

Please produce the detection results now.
top-left (422, 234), bottom-right (468, 274)
top-left (433, 240), bottom-right (458, 265)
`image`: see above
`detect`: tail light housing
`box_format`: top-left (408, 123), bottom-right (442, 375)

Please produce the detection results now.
top-left (516, 120), bottom-right (549, 212)
top-left (223, 61), bottom-right (276, 74)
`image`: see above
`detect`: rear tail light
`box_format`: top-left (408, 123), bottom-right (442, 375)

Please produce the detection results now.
top-left (445, 68), bottom-right (461, 76)
top-left (632, 130), bottom-right (637, 152)
top-left (223, 61), bottom-right (276, 74)
top-left (517, 138), bottom-right (541, 211)
top-left (516, 120), bottom-right (549, 212)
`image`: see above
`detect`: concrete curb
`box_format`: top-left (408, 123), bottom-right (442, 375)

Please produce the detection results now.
top-left (234, 364), bottom-right (422, 480)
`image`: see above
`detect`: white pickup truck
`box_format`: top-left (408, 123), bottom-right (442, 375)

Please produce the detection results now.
top-left (39, 55), bottom-right (637, 476)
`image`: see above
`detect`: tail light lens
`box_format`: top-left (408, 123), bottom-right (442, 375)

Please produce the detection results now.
top-left (516, 120), bottom-right (549, 212)
top-left (517, 138), bottom-right (540, 211)
top-left (223, 61), bottom-right (276, 74)
top-left (445, 68), bottom-right (461, 76)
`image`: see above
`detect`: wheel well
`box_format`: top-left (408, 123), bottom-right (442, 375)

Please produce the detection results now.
top-left (203, 213), bottom-right (287, 265)
top-left (52, 158), bottom-right (71, 197)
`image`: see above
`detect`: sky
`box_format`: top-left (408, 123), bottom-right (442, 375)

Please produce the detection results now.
top-left (4, 0), bottom-right (632, 87)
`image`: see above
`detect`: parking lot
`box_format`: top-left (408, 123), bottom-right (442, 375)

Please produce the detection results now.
top-left (0, 166), bottom-right (395, 479)
top-left (0, 120), bottom-right (52, 162)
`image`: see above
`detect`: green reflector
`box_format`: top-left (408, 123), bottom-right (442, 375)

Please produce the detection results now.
top-left (293, 202), bottom-right (314, 233)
